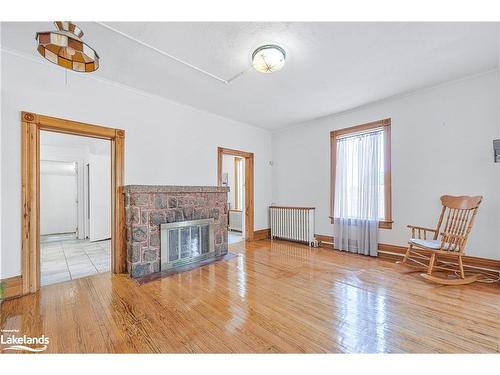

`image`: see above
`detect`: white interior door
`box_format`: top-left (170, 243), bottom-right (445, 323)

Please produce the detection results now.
top-left (89, 154), bottom-right (111, 242)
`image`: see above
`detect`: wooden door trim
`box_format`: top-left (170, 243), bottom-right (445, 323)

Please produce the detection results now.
top-left (217, 147), bottom-right (254, 241)
top-left (21, 111), bottom-right (126, 295)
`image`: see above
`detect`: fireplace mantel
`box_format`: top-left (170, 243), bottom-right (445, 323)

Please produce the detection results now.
top-left (124, 185), bottom-right (229, 194)
top-left (124, 185), bottom-right (229, 278)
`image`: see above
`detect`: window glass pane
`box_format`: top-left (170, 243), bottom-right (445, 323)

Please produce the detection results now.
top-left (334, 129), bottom-right (385, 220)
top-left (200, 225), bottom-right (210, 253)
top-left (191, 226), bottom-right (201, 257)
top-left (180, 227), bottom-right (191, 259)
top-left (168, 229), bottom-right (179, 261)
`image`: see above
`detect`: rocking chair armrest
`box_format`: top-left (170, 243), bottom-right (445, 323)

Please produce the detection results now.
top-left (407, 225), bottom-right (437, 233)
top-left (407, 225), bottom-right (437, 239)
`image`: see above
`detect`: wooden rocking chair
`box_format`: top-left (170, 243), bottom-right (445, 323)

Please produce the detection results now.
top-left (399, 195), bottom-right (483, 285)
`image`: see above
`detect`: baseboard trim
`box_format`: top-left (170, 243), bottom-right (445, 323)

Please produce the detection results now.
top-left (377, 243), bottom-right (500, 273)
top-left (316, 234), bottom-right (334, 247)
top-left (253, 228), bottom-right (271, 241)
top-left (314, 234), bottom-right (500, 273)
top-left (1, 275), bottom-right (24, 301)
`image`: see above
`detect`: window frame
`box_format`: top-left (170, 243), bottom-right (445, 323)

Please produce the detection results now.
top-left (330, 118), bottom-right (392, 229)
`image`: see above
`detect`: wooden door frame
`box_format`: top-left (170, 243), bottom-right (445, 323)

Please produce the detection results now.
top-left (21, 111), bottom-right (126, 295)
top-left (217, 147), bottom-right (254, 241)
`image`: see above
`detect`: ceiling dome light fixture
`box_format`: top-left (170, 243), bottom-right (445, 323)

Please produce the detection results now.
top-left (252, 44), bottom-right (286, 74)
top-left (36, 21), bottom-right (99, 72)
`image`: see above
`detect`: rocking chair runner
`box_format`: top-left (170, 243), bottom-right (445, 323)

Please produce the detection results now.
top-left (399, 195), bottom-right (483, 285)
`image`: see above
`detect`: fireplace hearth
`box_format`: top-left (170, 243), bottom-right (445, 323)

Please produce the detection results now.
top-left (124, 185), bottom-right (229, 278)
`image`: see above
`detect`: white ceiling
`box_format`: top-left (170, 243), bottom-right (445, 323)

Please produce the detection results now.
top-left (41, 131), bottom-right (110, 155)
top-left (2, 22), bottom-right (498, 129)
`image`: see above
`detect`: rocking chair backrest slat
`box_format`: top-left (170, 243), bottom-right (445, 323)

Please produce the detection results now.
top-left (435, 195), bottom-right (482, 253)
top-left (434, 205), bottom-right (446, 240)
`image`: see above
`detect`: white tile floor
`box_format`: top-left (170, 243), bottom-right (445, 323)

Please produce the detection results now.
top-left (41, 234), bottom-right (111, 286)
top-left (228, 231), bottom-right (243, 244)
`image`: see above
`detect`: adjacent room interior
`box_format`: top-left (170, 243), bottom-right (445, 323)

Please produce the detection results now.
top-left (40, 131), bottom-right (111, 286)
top-left (0, 21), bottom-right (499, 354)
top-left (222, 154), bottom-right (245, 244)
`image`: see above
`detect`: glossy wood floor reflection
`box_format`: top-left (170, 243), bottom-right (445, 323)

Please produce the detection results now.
top-left (1, 239), bottom-right (499, 353)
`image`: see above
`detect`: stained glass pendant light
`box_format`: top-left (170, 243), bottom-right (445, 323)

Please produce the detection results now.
top-left (252, 45), bottom-right (286, 73)
top-left (36, 22), bottom-right (99, 72)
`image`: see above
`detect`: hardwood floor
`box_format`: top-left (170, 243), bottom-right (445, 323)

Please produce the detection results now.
top-left (1, 239), bottom-right (499, 353)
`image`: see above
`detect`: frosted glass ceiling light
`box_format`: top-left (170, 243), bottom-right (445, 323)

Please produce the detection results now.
top-left (252, 45), bottom-right (286, 73)
top-left (36, 22), bottom-right (99, 72)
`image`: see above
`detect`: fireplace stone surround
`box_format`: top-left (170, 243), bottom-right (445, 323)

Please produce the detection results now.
top-left (124, 185), bottom-right (229, 278)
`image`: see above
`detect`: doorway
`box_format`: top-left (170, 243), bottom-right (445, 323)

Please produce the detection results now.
top-left (39, 131), bottom-right (112, 286)
top-left (222, 155), bottom-right (245, 244)
top-left (217, 147), bottom-right (254, 241)
top-left (20, 112), bottom-right (125, 295)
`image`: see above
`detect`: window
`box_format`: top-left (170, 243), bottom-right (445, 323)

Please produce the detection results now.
top-left (330, 119), bottom-right (392, 229)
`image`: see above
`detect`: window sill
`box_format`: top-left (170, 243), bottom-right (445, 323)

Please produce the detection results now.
top-left (379, 221), bottom-right (393, 229)
top-left (329, 216), bottom-right (393, 229)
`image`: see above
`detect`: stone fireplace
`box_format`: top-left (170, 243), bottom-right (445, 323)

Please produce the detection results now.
top-left (124, 185), bottom-right (229, 278)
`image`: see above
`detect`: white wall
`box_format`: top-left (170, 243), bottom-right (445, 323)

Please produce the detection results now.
top-left (41, 143), bottom-right (89, 240)
top-left (40, 162), bottom-right (77, 235)
top-left (272, 71), bottom-right (500, 260)
top-left (1, 50), bottom-right (273, 278)
top-left (40, 141), bottom-right (111, 240)
top-left (88, 153), bottom-right (111, 242)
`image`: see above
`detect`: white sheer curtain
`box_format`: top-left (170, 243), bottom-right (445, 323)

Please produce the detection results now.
top-left (333, 129), bottom-right (383, 256)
